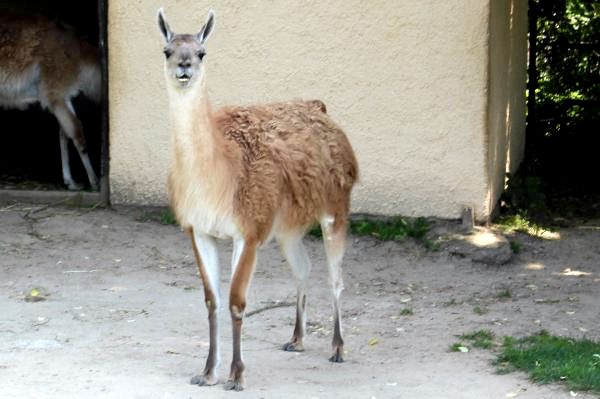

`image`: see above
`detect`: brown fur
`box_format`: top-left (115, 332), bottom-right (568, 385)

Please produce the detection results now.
top-left (0, 10), bottom-right (99, 106)
top-left (0, 10), bottom-right (101, 190)
top-left (168, 94), bottom-right (358, 244)
top-left (216, 101), bottom-right (358, 241)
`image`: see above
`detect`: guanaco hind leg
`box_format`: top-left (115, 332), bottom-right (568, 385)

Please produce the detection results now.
top-left (58, 129), bottom-right (82, 190)
top-left (278, 231), bottom-right (312, 352)
top-left (320, 215), bottom-right (347, 362)
top-left (50, 100), bottom-right (98, 190)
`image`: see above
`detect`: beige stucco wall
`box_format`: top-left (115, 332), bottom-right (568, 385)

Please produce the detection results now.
top-left (486, 0), bottom-right (528, 216)
top-left (109, 0), bottom-right (526, 220)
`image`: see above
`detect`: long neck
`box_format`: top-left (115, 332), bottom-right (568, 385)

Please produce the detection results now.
top-left (167, 73), bottom-right (218, 162)
top-left (166, 71), bottom-right (238, 190)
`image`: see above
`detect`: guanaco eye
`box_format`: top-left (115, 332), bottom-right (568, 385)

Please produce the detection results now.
top-left (197, 51), bottom-right (206, 60)
top-left (163, 49), bottom-right (173, 58)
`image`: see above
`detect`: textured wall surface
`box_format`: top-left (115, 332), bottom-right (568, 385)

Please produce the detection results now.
top-left (487, 0), bottom-right (528, 216)
top-left (109, 0), bottom-right (524, 219)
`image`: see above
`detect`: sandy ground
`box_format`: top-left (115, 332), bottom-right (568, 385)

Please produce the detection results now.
top-left (0, 204), bottom-right (598, 399)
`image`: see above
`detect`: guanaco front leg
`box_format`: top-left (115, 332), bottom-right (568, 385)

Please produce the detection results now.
top-left (189, 229), bottom-right (221, 386)
top-left (224, 238), bottom-right (258, 391)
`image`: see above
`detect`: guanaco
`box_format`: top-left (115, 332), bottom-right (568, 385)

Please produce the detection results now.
top-left (158, 9), bottom-right (358, 391)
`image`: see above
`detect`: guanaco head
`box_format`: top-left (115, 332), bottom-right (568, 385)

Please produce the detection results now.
top-left (157, 8), bottom-right (215, 89)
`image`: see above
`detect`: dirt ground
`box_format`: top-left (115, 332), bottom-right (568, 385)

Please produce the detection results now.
top-left (0, 204), bottom-right (598, 399)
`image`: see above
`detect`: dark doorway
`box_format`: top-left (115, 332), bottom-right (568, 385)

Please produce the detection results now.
top-left (0, 0), bottom-right (108, 204)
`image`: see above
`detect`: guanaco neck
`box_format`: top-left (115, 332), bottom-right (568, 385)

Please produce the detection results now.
top-left (166, 69), bottom-right (231, 180)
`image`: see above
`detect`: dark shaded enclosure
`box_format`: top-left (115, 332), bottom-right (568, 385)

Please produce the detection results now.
top-left (507, 0), bottom-right (600, 218)
top-left (0, 0), bottom-right (104, 191)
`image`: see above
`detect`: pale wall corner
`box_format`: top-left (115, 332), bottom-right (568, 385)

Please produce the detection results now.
top-left (108, 0), bottom-right (528, 221)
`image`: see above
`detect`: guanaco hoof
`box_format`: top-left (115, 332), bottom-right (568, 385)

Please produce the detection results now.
top-left (283, 341), bottom-right (304, 352)
top-left (223, 379), bottom-right (244, 391)
top-left (66, 182), bottom-right (84, 191)
top-left (329, 348), bottom-right (344, 363)
top-left (190, 373), bottom-right (217, 386)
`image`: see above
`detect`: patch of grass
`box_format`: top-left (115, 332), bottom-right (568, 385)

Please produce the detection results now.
top-left (495, 331), bottom-right (600, 393)
top-left (459, 330), bottom-right (494, 349)
top-left (509, 240), bottom-right (521, 254)
top-left (450, 342), bottom-right (469, 352)
top-left (496, 213), bottom-right (558, 240)
top-left (500, 173), bottom-right (547, 218)
top-left (136, 208), bottom-right (178, 225)
top-left (399, 308), bottom-right (413, 316)
top-left (135, 211), bottom-right (153, 223)
top-left (496, 288), bottom-right (512, 300)
top-left (160, 209), bottom-right (177, 225)
top-left (443, 298), bottom-right (459, 307)
top-left (473, 305), bottom-right (488, 315)
top-left (497, 214), bottom-right (541, 234)
top-left (350, 217), bottom-right (426, 241)
top-left (309, 216), bottom-right (438, 249)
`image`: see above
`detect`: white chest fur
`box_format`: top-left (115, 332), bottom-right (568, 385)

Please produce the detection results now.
top-left (171, 174), bottom-right (240, 239)
top-left (167, 74), bottom-right (241, 239)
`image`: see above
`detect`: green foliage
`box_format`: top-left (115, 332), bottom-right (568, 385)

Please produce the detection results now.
top-left (443, 298), bottom-right (458, 307)
top-left (496, 331), bottom-right (600, 393)
top-left (451, 330), bottom-right (495, 353)
top-left (135, 211), bottom-right (152, 223)
top-left (349, 217), bottom-right (429, 241)
top-left (136, 208), bottom-right (178, 225)
top-left (497, 171), bottom-right (562, 233)
top-left (501, 173), bottom-right (547, 217)
top-left (523, 0), bottom-right (600, 211)
top-left (399, 308), bottom-right (413, 316)
top-left (450, 342), bottom-right (469, 353)
top-left (160, 209), bottom-right (177, 225)
top-left (459, 330), bottom-right (495, 349)
top-left (351, 217), bottom-right (438, 249)
top-left (496, 211), bottom-right (559, 239)
top-left (534, 1), bottom-right (599, 108)
top-left (497, 214), bottom-right (541, 234)
top-left (473, 305), bottom-right (488, 315)
top-left (509, 240), bottom-right (521, 254)
top-left (451, 328), bottom-right (600, 393)
top-left (310, 216), bottom-right (438, 250)
top-left (496, 288), bottom-right (512, 300)
top-left (496, 172), bottom-right (560, 236)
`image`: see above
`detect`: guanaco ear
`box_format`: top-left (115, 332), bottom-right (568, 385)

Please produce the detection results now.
top-left (157, 8), bottom-right (174, 42)
top-left (197, 10), bottom-right (215, 43)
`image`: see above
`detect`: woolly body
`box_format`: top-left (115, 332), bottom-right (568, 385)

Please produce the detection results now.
top-left (0, 10), bottom-right (101, 190)
top-left (167, 78), bottom-right (358, 245)
top-left (0, 11), bottom-right (100, 110)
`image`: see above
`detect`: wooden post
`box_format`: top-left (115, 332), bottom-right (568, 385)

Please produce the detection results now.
top-left (98, 0), bottom-right (110, 207)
